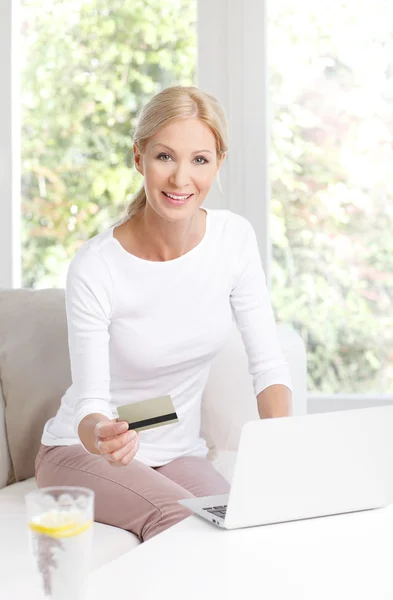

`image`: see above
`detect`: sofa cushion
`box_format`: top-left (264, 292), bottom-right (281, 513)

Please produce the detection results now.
top-left (201, 324), bottom-right (307, 452)
top-left (0, 289), bottom-right (71, 483)
top-left (201, 325), bottom-right (261, 453)
top-left (211, 449), bottom-right (237, 484)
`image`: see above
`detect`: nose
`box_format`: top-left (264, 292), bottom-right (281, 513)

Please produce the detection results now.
top-left (169, 161), bottom-right (191, 189)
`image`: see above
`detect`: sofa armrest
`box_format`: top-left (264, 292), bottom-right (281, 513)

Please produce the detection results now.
top-left (200, 323), bottom-right (307, 453)
top-left (0, 383), bottom-right (12, 489)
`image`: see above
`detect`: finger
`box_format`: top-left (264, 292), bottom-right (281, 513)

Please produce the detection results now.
top-left (98, 429), bottom-right (137, 455)
top-left (95, 424), bottom-right (130, 452)
top-left (97, 427), bottom-right (138, 444)
top-left (118, 437), bottom-right (140, 466)
top-left (106, 435), bottom-right (139, 467)
top-left (110, 437), bottom-right (137, 463)
top-left (96, 419), bottom-right (129, 438)
top-left (95, 420), bottom-right (128, 440)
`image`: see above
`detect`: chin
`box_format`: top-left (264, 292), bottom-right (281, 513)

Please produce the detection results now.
top-left (161, 207), bottom-right (196, 223)
top-left (152, 196), bottom-right (203, 222)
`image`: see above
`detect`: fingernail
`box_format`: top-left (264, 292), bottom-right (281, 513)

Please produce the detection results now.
top-left (119, 422), bottom-right (128, 432)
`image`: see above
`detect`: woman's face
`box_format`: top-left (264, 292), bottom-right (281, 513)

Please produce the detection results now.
top-left (134, 117), bottom-right (226, 222)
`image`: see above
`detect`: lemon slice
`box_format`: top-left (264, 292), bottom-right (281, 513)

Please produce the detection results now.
top-left (29, 510), bottom-right (92, 538)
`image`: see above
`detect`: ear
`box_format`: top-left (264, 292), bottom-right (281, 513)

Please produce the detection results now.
top-left (217, 152), bottom-right (227, 170)
top-left (133, 143), bottom-right (144, 175)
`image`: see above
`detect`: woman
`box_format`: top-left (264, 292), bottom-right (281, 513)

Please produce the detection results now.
top-left (35, 85), bottom-right (292, 542)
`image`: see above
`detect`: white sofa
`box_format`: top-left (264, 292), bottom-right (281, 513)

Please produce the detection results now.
top-left (0, 289), bottom-right (307, 572)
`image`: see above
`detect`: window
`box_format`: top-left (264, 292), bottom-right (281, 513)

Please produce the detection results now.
top-left (4, 0), bottom-right (391, 402)
top-left (269, 0), bottom-right (393, 394)
top-left (20, 0), bottom-right (197, 288)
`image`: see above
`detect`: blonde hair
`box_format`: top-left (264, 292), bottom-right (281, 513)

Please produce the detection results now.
top-left (126, 86), bottom-right (228, 219)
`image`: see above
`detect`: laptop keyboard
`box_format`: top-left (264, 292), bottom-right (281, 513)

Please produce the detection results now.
top-left (202, 505), bottom-right (227, 519)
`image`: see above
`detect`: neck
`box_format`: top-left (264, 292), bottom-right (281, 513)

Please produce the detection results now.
top-left (132, 205), bottom-right (205, 262)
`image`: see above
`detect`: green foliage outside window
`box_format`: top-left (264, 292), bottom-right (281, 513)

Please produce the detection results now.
top-left (269, 1), bottom-right (393, 394)
top-left (21, 0), bottom-right (196, 288)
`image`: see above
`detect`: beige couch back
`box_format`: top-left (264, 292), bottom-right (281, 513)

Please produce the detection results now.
top-left (0, 385), bottom-right (10, 488)
top-left (0, 290), bottom-right (71, 484)
top-left (0, 289), bottom-right (307, 487)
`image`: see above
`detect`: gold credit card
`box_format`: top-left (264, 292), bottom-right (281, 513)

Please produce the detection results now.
top-left (116, 395), bottom-right (179, 432)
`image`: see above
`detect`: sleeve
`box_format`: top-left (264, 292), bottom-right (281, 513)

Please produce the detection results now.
top-left (230, 219), bottom-right (292, 397)
top-left (65, 247), bottom-right (115, 438)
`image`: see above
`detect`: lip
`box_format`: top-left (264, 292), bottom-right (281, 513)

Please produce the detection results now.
top-left (162, 191), bottom-right (194, 206)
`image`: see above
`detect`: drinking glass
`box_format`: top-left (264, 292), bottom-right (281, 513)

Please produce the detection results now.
top-left (25, 486), bottom-right (94, 599)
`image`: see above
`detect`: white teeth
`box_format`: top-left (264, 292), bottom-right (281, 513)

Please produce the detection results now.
top-left (165, 192), bottom-right (191, 200)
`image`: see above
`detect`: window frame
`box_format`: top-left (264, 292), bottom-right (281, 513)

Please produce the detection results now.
top-left (197, 0), bottom-right (271, 285)
top-left (0, 1), bottom-right (21, 289)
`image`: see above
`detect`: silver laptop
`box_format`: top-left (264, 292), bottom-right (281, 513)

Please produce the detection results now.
top-left (178, 405), bottom-right (393, 529)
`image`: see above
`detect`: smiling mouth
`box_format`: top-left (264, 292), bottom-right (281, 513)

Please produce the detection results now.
top-left (162, 192), bottom-right (193, 201)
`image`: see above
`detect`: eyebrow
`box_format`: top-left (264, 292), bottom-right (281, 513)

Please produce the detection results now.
top-left (152, 143), bottom-right (213, 155)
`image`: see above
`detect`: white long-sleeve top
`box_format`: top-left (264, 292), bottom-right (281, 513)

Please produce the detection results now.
top-left (42, 208), bottom-right (292, 466)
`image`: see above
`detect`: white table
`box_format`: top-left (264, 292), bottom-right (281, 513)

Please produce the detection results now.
top-left (0, 514), bottom-right (43, 598)
top-left (3, 506), bottom-right (393, 599)
top-left (87, 506), bottom-right (393, 600)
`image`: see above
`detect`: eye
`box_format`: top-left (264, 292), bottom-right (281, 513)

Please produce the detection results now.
top-left (157, 153), bottom-right (172, 161)
top-left (194, 156), bottom-right (209, 165)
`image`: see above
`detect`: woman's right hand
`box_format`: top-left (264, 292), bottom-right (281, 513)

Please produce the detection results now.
top-left (94, 420), bottom-right (140, 467)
